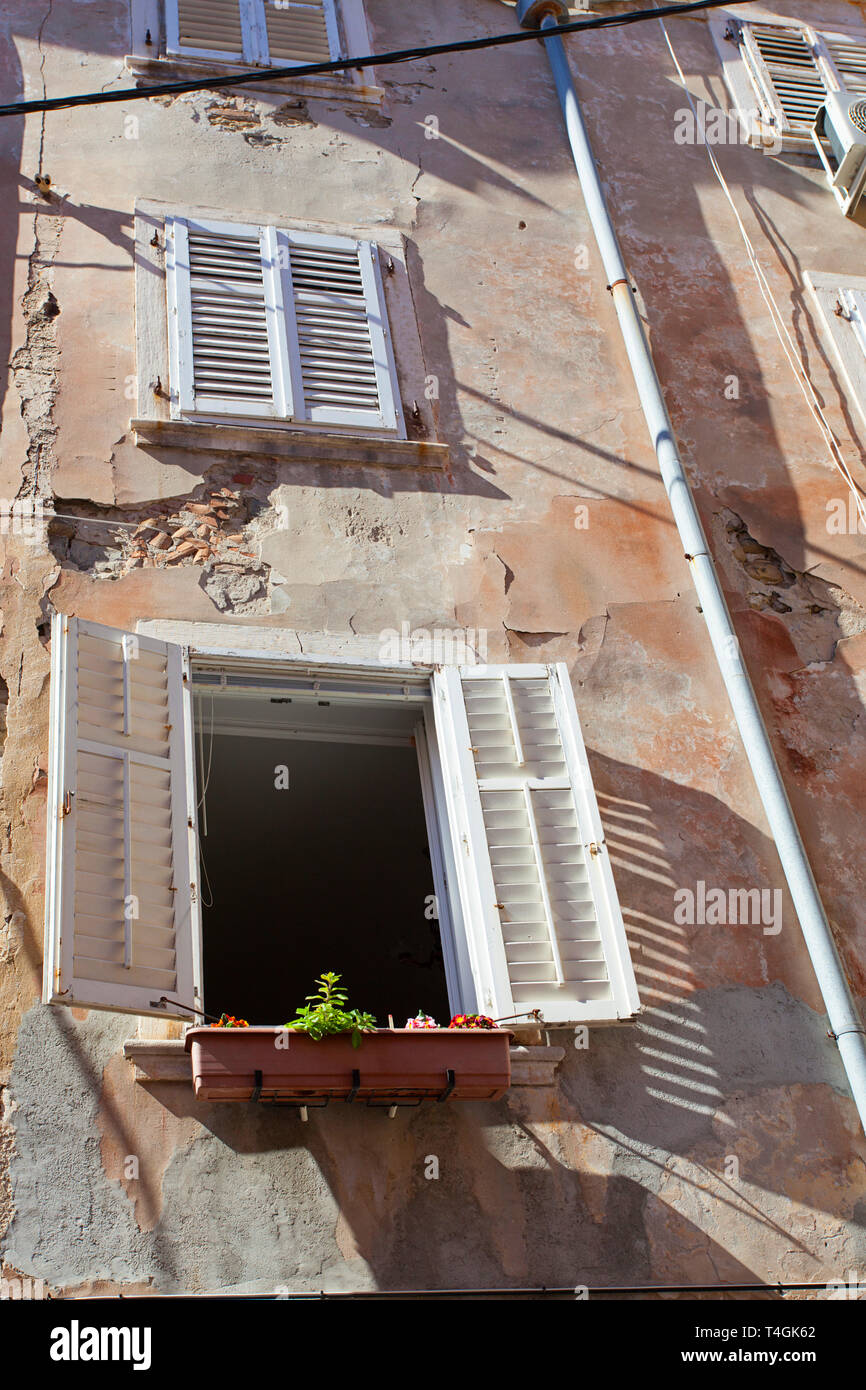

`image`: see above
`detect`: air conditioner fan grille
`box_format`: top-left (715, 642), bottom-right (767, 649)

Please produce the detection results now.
top-left (848, 100), bottom-right (866, 133)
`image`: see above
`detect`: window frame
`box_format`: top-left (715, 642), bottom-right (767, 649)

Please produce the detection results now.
top-left (137, 203), bottom-right (424, 449)
top-left (44, 621), bottom-right (641, 1028)
top-left (127, 0), bottom-right (382, 105)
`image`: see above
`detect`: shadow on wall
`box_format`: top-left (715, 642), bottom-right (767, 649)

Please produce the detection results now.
top-left (5, 750), bottom-right (864, 1296)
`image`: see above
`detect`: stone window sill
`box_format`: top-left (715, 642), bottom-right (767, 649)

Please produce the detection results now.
top-left (124, 55), bottom-right (384, 106)
top-left (123, 1039), bottom-right (565, 1088)
top-left (131, 418), bottom-right (449, 471)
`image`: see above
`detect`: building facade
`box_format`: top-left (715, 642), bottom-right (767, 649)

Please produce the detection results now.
top-left (0, 0), bottom-right (865, 1297)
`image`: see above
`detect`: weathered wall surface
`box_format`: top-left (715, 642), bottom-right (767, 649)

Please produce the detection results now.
top-left (1, 0), bottom-right (865, 1294)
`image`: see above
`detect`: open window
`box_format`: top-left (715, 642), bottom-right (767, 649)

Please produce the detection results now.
top-left (43, 618), bottom-right (640, 1028)
top-left (711, 13), bottom-right (866, 145)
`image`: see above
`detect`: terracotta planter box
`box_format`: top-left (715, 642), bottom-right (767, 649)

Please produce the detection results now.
top-left (184, 1027), bottom-right (513, 1104)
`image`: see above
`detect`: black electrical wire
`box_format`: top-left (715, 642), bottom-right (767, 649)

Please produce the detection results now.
top-left (0, 0), bottom-right (759, 119)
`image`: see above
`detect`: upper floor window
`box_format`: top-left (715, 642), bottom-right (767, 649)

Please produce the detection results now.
top-left (166, 0), bottom-right (340, 68)
top-left (712, 13), bottom-right (866, 144)
top-left (165, 216), bottom-right (403, 434)
top-left (127, 0), bottom-right (380, 103)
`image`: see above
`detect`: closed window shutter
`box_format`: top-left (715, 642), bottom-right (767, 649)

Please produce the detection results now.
top-left (167, 218), bottom-right (400, 432)
top-left (166, 0), bottom-right (339, 65)
top-left (432, 664), bottom-right (640, 1024)
top-left (43, 617), bottom-right (202, 1018)
top-left (166, 217), bottom-right (293, 419)
top-left (262, 0), bottom-right (339, 64)
top-left (167, 0), bottom-right (246, 61)
top-left (283, 231), bottom-right (400, 431)
top-left (740, 22), bottom-right (866, 134)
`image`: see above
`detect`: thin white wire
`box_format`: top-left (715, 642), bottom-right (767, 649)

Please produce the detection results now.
top-left (656, 12), bottom-right (866, 530)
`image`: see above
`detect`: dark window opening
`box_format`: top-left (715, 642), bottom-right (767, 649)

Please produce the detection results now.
top-left (195, 687), bottom-right (450, 1026)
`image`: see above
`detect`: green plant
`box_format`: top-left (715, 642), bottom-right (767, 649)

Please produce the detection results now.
top-left (284, 972), bottom-right (376, 1048)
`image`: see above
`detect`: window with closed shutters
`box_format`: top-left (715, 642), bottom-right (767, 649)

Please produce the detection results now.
top-left (165, 216), bottom-right (401, 433)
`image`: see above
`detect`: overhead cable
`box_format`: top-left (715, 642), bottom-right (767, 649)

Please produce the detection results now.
top-left (0, 0), bottom-right (762, 119)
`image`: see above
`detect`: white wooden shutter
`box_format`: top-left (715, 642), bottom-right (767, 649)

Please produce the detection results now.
top-left (283, 230), bottom-right (400, 431)
top-left (166, 218), bottom-right (400, 432)
top-left (739, 22), bottom-right (866, 135)
top-left (166, 0), bottom-right (339, 65)
top-left (433, 664), bottom-right (639, 1025)
top-left (262, 0), bottom-right (340, 65)
top-left (166, 217), bottom-right (293, 420)
top-left (43, 616), bottom-right (202, 1018)
top-left (167, 0), bottom-right (246, 61)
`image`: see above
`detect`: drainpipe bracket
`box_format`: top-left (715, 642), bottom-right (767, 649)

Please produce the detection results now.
top-left (516, 0), bottom-right (569, 29)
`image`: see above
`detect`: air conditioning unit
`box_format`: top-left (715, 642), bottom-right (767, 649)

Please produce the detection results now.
top-left (812, 90), bottom-right (866, 217)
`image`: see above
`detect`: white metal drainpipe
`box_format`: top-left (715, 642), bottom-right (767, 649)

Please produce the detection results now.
top-left (515, 0), bottom-right (866, 1129)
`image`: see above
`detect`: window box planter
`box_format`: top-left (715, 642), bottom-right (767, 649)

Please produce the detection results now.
top-left (184, 1027), bottom-right (513, 1105)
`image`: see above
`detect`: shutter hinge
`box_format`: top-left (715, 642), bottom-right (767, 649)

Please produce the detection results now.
top-left (61, 790), bottom-right (74, 817)
top-left (494, 902), bottom-right (505, 910)
top-left (190, 882), bottom-right (197, 904)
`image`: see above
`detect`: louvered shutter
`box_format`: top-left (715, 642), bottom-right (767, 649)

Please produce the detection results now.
top-left (817, 34), bottom-right (866, 97)
top-left (166, 217), bottom-right (293, 420)
top-left (43, 617), bottom-right (202, 1018)
top-left (167, 217), bottom-right (401, 431)
top-left (166, 0), bottom-right (246, 61)
top-left (433, 664), bottom-right (639, 1024)
top-left (739, 22), bottom-right (866, 135)
top-left (166, 0), bottom-right (339, 65)
top-left (262, 0), bottom-right (340, 64)
top-left (282, 230), bottom-right (400, 431)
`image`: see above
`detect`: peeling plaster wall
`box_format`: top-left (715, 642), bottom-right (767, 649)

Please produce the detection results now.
top-left (0, 0), bottom-right (865, 1294)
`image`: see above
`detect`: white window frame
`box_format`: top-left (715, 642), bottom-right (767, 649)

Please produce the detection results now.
top-left (164, 0), bottom-right (342, 67)
top-left (165, 214), bottom-right (404, 436)
top-left (44, 621), bottom-right (641, 1028)
top-left (806, 270), bottom-right (866, 436)
top-left (710, 9), bottom-right (866, 148)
